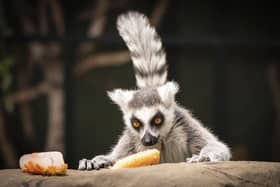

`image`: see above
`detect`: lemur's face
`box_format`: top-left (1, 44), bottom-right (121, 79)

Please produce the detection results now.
top-left (125, 105), bottom-right (175, 146)
top-left (108, 82), bottom-right (178, 147)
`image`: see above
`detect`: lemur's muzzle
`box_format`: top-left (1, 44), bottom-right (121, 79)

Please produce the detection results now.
top-left (141, 132), bottom-right (158, 146)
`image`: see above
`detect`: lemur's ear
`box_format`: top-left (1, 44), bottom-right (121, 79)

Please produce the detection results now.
top-left (107, 89), bottom-right (134, 111)
top-left (157, 81), bottom-right (179, 108)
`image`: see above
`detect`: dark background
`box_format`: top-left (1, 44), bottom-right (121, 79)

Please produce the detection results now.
top-left (0, 0), bottom-right (280, 169)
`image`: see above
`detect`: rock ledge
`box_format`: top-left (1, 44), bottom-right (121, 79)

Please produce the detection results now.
top-left (0, 161), bottom-right (280, 187)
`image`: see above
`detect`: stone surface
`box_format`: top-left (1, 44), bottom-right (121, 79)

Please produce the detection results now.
top-left (0, 161), bottom-right (280, 187)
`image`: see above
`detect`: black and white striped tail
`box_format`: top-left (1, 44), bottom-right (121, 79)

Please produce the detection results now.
top-left (117, 11), bottom-right (167, 88)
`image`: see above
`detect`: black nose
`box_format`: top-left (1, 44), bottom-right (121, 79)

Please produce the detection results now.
top-left (141, 132), bottom-right (158, 146)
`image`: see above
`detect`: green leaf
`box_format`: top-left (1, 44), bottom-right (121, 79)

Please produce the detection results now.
top-left (2, 74), bottom-right (12, 92)
top-left (4, 96), bottom-right (14, 113)
top-left (0, 57), bottom-right (13, 77)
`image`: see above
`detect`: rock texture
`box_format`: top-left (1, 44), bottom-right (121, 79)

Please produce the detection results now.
top-left (0, 161), bottom-right (280, 187)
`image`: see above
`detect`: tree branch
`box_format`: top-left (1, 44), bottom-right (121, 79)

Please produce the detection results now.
top-left (38, 0), bottom-right (48, 35)
top-left (75, 50), bottom-right (130, 77)
top-left (88, 0), bottom-right (110, 37)
top-left (150, 0), bottom-right (169, 27)
top-left (0, 110), bottom-right (17, 168)
top-left (267, 63), bottom-right (280, 161)
top-left (44, 63), bottom-right (65, 154)
top-left (49, 0), bottom-right (65, 36)
top-left (77, 0), bottom-right (110, 57)
top-left (7, 82), bottom-right (49, 104)
top-left (267, 63), bottom-right (280, 114)
top-left (17, 72), bottom-right (35, 141)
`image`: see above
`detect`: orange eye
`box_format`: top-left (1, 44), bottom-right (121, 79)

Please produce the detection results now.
top-left (154, 118), bottom-right (162, 125)
top-left (132, 121), bottom-right (141, 128)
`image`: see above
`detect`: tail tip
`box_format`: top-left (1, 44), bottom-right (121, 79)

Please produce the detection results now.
top-left (117, 11), bottom-right (148, 30)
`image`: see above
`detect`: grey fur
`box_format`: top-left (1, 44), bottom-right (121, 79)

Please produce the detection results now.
top-left (117, 11), bottom-right (167, 88)
top-left (78, 12), bottom-right (231, 170)
top-left (128, 88), bottom-right (161, 108)
top-left (79, 105), bottom-right (231, 169)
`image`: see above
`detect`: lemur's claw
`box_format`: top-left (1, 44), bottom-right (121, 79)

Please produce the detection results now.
top-left (78, 155), bottom-right (114, 170)
top-left (186, 154), bottom-right (211, 163)
top-left (78, 159), bottom-right (87, 170)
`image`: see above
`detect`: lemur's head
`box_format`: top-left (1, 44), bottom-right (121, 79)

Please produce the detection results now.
top-left (108, 81), bottom-right (179, 147)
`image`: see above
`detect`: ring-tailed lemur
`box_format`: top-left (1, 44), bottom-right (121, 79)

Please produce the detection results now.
top-left (78, 11), bottom-right (231, 170)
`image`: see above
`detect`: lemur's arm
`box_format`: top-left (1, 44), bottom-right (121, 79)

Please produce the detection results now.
top-left (175, 107), bottom-right (231, 162)
top-left (186, 114), bottom-right (231, 162)
top-left (108, 130), bottom-right (136, 160)
top-left (78, 130), bottom-right (134, 170)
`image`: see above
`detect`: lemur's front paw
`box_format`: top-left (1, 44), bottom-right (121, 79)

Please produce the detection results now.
top-left (78, 155), bottom-right (114, 170)
top-left (186, 154), bottom-right (212, 163)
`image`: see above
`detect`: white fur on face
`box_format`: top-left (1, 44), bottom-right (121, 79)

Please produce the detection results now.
top-left (134, 106), bottom-right (159, 139)
top-left (123, 104), bottom-right (175, 142)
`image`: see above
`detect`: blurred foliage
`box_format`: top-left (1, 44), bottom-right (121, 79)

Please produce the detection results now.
top-left (0, 4), bottom-right (15, 112)
top-left (0, 57), bottom-right (14, 112)
top-left (0, 57), bottom-right (14, 89)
